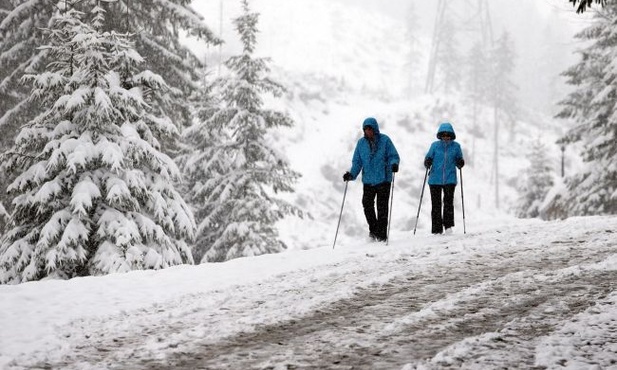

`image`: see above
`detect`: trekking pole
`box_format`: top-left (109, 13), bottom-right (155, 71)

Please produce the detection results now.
top-left (332, 181), bottom-right (349, 249)
top-left (460, 168), bottom-right (466, 234)
top-left (413, 167), bottom-right (429, 235)
top-left (386, 172), bottom-right (396, 245)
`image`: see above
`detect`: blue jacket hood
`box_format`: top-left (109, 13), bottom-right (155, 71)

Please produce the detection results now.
top-left (362, 117), bottom-right (380, 134)
top-left (436, 122), bottom-right (456, 140)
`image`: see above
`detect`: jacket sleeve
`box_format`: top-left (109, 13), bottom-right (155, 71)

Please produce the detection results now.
top-left (350, 140), bottom-right (363, 180)
top-left (387, 137), bottom-right (400, 166)
top-left (425, 143), bottom-right (435, 160)
top-left (456, 143), bottom-right (464, 161)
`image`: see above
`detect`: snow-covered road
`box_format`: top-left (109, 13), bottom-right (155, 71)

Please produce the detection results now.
top-left (4, 216), bottom-right (617, 369)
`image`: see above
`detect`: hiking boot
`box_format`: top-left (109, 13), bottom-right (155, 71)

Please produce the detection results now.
top-left (444, 228), bottom-right (453, 235)
top-left (374, 232), bottom-right (387, 242)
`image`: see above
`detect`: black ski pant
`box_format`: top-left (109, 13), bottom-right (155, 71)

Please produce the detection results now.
top-left (362, 182), bottom-right (391, 240)
top-left (429, 184), bottom-right (456, 234)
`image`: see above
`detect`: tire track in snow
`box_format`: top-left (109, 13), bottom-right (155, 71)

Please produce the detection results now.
top-left (137, 231), bottom-right (616, 370)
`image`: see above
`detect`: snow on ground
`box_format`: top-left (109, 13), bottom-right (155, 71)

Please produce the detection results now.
top-left (1, 215), bottom-right (616, 369)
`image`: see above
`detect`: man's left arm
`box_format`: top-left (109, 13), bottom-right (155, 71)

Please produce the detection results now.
top-left (387, 137), bottom-right (400, 169)
top-left (455, 143), bottom-right (465, 169)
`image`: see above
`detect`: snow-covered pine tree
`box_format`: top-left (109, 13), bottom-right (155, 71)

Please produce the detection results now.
top-left (516, 139), bottom-right (555, 218)
top-left (190, 0), bottom-right (302, 263)
top-left (0, 0), bottom-right (220, 222)
top-left (0, 3), bottom-right (195, 284)
top-left (552, 3), bottom-right (617, 216)
top-left (0, 0), bottom-right (218, 138)
top-left (175, 73), bottom-right (228, 263)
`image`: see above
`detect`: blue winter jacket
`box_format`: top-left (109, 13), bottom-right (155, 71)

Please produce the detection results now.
top-left (425, 122), bottom-right (464, 185)
top-left (349, 117), bottom-right (400, 186)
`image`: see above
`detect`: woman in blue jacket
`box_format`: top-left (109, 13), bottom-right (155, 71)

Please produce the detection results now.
top-left (424, 122), bottom-right (464, 235)
top-left (343, 117), bottom-right (400, 242)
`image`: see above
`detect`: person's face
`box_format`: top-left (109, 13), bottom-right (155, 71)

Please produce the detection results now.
top-left (363, 126), bottom-right (375, 139)
top-left (441, 133), bottom-right (452, 141)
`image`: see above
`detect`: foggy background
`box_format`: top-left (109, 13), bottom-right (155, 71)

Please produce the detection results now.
top-left (190, 0), bottom-right (593, 117)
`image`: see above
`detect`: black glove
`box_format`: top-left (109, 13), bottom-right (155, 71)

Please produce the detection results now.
top-left (456, 158), bottom-right (465, 169)
top-left (391, 163), bottom-right (399, 173)
top-left (343, 171), bottom-right (352, 182)
top-left (424, 158), bottom-right (432, 169)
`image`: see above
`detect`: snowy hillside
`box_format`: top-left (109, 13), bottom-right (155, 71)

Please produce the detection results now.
top-left (186, 0), bottom-right (580, 249)
top-left (1, 215), bottom-right (616, 368)
top-left (273, 91), bottom-right (564, 249)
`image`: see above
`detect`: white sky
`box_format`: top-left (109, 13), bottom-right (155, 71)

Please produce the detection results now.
top-left (1, 215), bottom-right (616, 368)
top-left (188, 0), bottom-right (592, 115)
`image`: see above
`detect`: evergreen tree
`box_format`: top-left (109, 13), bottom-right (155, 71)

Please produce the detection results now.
top-left (0, 0), bottom-right (220, 221)
top-left (489, 30), bottom-right (518, 209)
top-left (437, 17), bottom-right (462, 94)
top-left (176, 74), bottom-right (228, 263)
top-left (465, 42), bottom-right (491, 109)
top-left (0, 4), bottom-right (195, 284)
top-left (464, 41), bottom-right (490, 166)
top-left (535, 14), bottom-right (571, 115)
top-left (516, 139), bottom-right (555, 218)
top-left (552, 3), bottom-right (617, 216)
top-left (0, 0), bottom-right (14, 231)
top-left (0, 0), bottom-right (218, 134)
top-left (570, 0), bottom-right (606, 13)
top-left (403, 3), bottom-right (422, 98)
top-left (490, 30), bottom-right (519, 140)
top-left (188, 0), bottom-right (302, 263)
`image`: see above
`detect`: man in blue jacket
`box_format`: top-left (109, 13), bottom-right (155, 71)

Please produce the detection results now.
top-left (424, 122), bottom-right (464, 235)
top-left (343, 117), bottom-right (400, 242)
